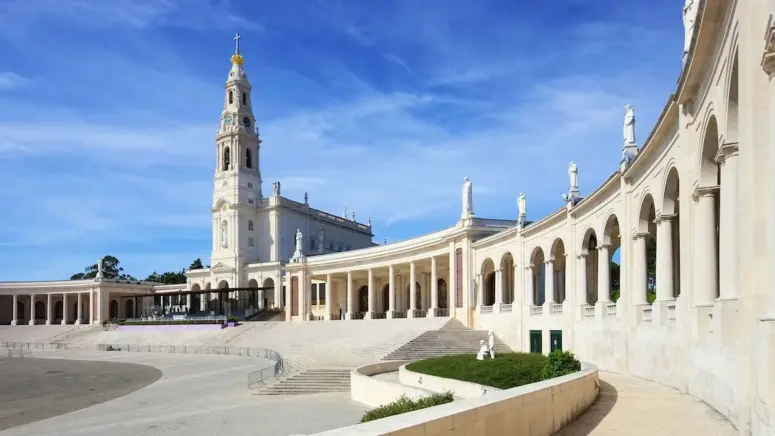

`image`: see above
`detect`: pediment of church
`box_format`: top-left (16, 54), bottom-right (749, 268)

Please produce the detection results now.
top-left (210, 262), bottom-right (235, 274)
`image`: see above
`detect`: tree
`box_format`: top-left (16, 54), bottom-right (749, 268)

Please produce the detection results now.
top-left (646, 236), bottom-right (657, 303)
top-left (145, 270), bottom-right (187, 285)
top-left (189, 258), bottom-right (204, 270)
top-left (610, 261), bottom-right (620, 302)
top-left (70, 255), bottom-right (136, 281)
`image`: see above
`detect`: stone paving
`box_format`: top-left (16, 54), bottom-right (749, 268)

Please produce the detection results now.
top-left (555, 372), bottom-right (737, 436)
top-left (0, 350), bottom-right (365, 436)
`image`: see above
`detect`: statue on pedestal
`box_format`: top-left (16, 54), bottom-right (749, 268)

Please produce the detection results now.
top-left (623, 105), bottom-right (636, 145)
top-left (488, 330), bottom-right (496, 359)
top-left (461, 177), bottom-right (475, 219)
top-left (295, 229), bottom-right (303, 253)
top-left (568, 161), bottom-right (578, 193)
top-left (272, 181), bottom-right (281, 197)
top-left (96, 257), bottom-right (104, 279)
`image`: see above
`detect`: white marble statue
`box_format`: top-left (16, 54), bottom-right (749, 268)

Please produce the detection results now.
top-left (624, 105), bottom-right (636, 145)
top-left (295, 229), bottom-right (303, 253)
top-left (220, 221), bottom-right (228, 248)
top-left (343, 206), bottom-right (348, 218)
top-left (568, 161), bottom-right (578, 192)
top-left (488, 330), bottom-right (496, 359)
top-left (273, 181), bottom-right (281, 197)
top-left (683, 0), bottom-right (698, 57)
top-left (476, 339), bottom-right (489, 360)
top-left (96, 257), bottom-right (104, 279)
top-left (518, 192), bottom-right (527, 217)
top-left (461, 177), bottom-right (475, 219)
top-left (352, 212), bottom-right (356, 222)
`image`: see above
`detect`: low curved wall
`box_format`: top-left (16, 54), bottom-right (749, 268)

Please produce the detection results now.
top-left (351, 360), bottom-right (436, 408)
top-left (399, 363), bottom-right (501, 398)
top-left (311, 362), bottom-right (599, 436)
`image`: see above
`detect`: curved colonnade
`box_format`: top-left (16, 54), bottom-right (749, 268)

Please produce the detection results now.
top-left (286, 1), bottom-right (775, 434)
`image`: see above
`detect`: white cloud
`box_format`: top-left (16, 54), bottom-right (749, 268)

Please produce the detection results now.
top-left (0, 72), bottom-right (28, 90)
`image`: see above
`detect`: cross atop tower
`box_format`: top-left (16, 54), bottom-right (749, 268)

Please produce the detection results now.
top-left (233, 33), bottom-right (242, 54)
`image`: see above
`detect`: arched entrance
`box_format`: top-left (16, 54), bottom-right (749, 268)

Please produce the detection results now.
top-left (480, 258), bottom-right (496, 306)
top-left (582, 229), bottom-right (598, 305)
top-left (529, 247), bottom-right (546, 306)
top-left (124, 299), bottom-right (134, 318)
top-left (109, 300), bottom-right (118, 319)
top-left (357, 285), bottom-right (368, 313)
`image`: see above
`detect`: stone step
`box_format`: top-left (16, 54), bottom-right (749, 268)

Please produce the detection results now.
top-left (252, 369), bottom-right (351, 396)
top-left (382, 327), bottom-right (513, 361)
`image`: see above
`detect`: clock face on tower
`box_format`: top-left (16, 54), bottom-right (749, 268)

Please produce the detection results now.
top-left (243, 117), bottom-right (251, 128)
top-left (224, 115), bottom-right (233, 126)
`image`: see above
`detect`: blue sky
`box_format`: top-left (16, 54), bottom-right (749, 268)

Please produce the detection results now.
top-left (0, 0), bottom-right (682, 281)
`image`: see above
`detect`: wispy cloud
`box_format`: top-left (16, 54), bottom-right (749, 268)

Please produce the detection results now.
top-left (0, 72), bottom-right (28, 90)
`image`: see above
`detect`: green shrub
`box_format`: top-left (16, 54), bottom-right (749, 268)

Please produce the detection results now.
top-left (610, 289), bottom-right (620, 303)
top-left (647, 290), bottom-right (656, 304)
top-left (541, 350), bottom-right (581, 380)
top-left (360, 392), bottom-right (454, 423)
top-left (406, 353), bottom-right (547, 390)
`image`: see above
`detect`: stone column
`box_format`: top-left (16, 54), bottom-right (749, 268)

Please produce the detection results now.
top-left (409, 262), bottom-right (417, 317)
top-left (577, 254), bottom-right (588, 319)
top-left (656, 215), bottom-right (675, 301)
top-left (388, 265), bottom-right (396, 318)
top-left (513, 264), bottom-right (519, 304)
top-left (767, 48), bottom-right (775, 315)
top-left (366, 269), bottom-right (375, 319)
top-left (448, 249), bottom-right (456, 313)
top-left (76, 293), bottom-right (83, 325)
top-left (597, 244), bottom-right (611, 304)
top-left (494, 269), bottom-right (503, 307)
top-left (526, 266), bottom-right (535, 306)
top-left (429, 257), bottom-right (438, 316)
top-left (29, 294), bottom-right (35, 325)
top-left (717, 143), bottom-right (739, 300)
top-left (345, 271), bottom-right (354, 319)
top-left (61, 293), bottom-right (68, 325)
top-left (694, 189), bottom-right (719, 305)
top-left (89, 291), bottom-right (94, 325)
top-left (475, 273), bottom-right (482, 308)
top-left (632, 234), bottom-right (649, 305)
top-left (45, 294), bottom-right (53, 325)
top-left (544, 261), bottom-right (555, 309)
top-left (325, 274), bottom-right (332, 320)
top-left (11, 293), bottom-right (17, 325)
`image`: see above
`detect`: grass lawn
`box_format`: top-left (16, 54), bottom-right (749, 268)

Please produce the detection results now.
top-left (405, 352), bottom-right (548, 390)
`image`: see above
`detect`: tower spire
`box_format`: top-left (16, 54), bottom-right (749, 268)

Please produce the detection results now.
top-left (230, 33), bottom-right (244, 66)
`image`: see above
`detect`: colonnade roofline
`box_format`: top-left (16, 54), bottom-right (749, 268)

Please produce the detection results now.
top-left (677, 0), bottom-right (726, 105)
top-left (285, 224), bottom-right (464, 270)
top-left (0, 279), bottom-right (160, 293)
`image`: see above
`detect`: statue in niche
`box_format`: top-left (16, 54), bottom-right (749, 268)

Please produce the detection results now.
top-left (682, 0), bottom-right (698, 57)
top-left (220, 221), bottom-right (229, 248)
top-left (568, 161), bottom-right (578, 192)
top-left (623, 105), bottom-right (636, 145)
top-left (461, 177), bottom-right (474, 219)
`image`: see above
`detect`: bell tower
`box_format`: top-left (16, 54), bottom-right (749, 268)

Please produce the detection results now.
top-left (211, 33), bottom-right (263, 275)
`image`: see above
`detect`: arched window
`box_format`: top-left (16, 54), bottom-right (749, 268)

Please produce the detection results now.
top-left (228, 91), bottom-right (233, 104)
top-left (246, 148), bottom-right (252, 169)
top-left (223, 146), bottom-right (231, 171)
top-left (248, 220), bottom-right (254, 231)
top-left (242, 92), bottom-right (247, 105)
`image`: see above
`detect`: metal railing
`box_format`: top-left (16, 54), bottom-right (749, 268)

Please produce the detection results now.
top-left (0, 347), bottom-right (33, 359)
top-left (246, 349), bottom-right (286, 389)
top-left (123, 315), bottom-right (228, 323)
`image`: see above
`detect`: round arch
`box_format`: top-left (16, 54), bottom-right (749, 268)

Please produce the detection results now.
top-left (247, 279), bottom-right (259, 288)
top-left (109, 300), bottom-right (118, 319)
top-left (190, 283), bottom-right (201, 292)
top-left (124, 299), bottom-right (135, 318)
top-left (480, 258), bottom-right (496, 307)
top-left (357, 285), bottom-right (369, 313)
top-left (529, 247), bottom-right (546, 306)
top-left (204, 282), bottom-right (211, 290)
top-left (499, 252), bottom-right (515, 305)
top-left (217, 280), bottom-right (229, 289)
top-left (549, 238), bottom-right (567, 303)
top-left (725, 50), bottom-right (739, 143)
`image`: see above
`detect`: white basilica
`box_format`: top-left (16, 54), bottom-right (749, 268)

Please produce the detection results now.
top-left (0, 0), bottom-right (774, 433)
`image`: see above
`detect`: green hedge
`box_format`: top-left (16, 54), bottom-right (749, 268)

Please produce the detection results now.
top-left (406, 352), bottom-right (548, 390)
top-left (360, 392), bottom-right (454, 423)
top-left (541, 350), bottom-right (581, 379)
top-left (122, 320), bottom-right (223, 326)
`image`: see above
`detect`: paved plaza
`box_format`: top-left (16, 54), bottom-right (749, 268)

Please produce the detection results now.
top-left (0, 350), bottom-right (365, 436)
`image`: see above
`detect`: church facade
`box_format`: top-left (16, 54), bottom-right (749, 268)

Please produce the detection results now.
top-left (0, 0), bottom-right (773, 433)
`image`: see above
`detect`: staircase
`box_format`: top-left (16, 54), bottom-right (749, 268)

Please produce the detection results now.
top-left (253, 368), bottom-right (350, 395)
top-left (382, 319), bottom-right (512, 361)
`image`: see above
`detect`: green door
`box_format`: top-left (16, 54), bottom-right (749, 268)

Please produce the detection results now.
top-left (529, 330), bottom-right (542, 354)
top-left (550, 330), bottom-right (563, 352)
